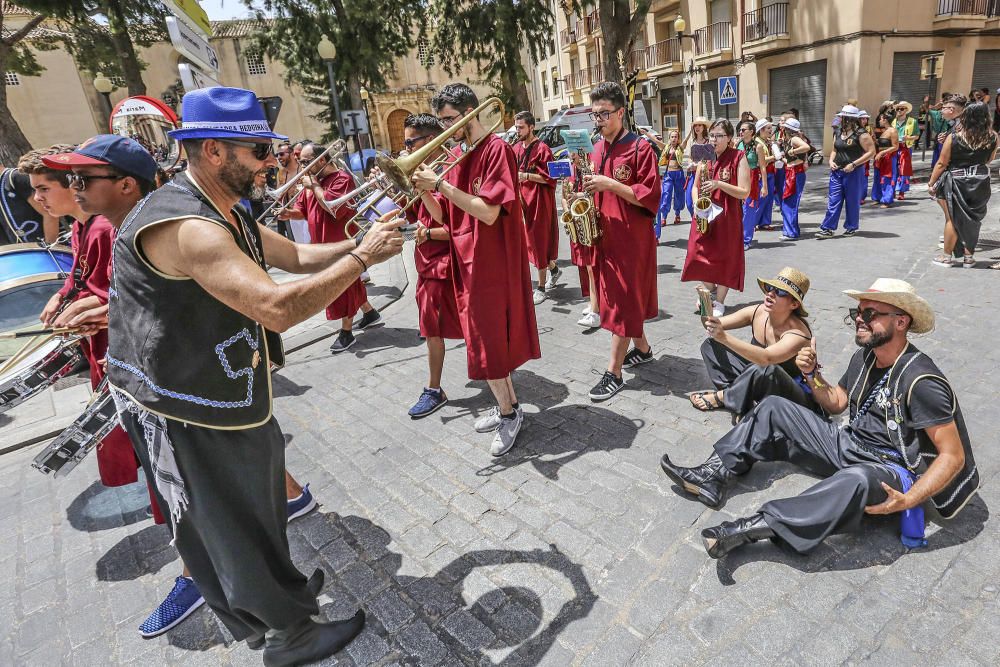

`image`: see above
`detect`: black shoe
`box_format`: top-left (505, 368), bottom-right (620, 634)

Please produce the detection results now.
top-left (263, 611), bottom-right (366, 667)
top-left (588, 371), bottom-right (624, 401)
top-left (815, 229), bottom-right (834, 239)
top-left (659, 452), bottom-right (735, 509)
top-left (356, 309), bottom-right (382, 330)
top-left (248, 569), bottom-right (326, 650)
top-left (700, 513), bottom-right (775, 559)
top-left (841, 228), bottom-right (857, 237)
top-left (622, 346), bottom-right (654, 369)
top-left (330, 330), bottom-right (355, 354)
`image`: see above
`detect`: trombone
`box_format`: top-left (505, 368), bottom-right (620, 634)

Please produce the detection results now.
top-left (342, 96), bottom-right (507, 238)
top-left (255, 139), bottom-right (348, 224)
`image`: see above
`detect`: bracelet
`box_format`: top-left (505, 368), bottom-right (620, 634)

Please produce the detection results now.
top-left (434, 177), bottom-right (444, 192)
top-left (348, 252), bottom-right (367, 273)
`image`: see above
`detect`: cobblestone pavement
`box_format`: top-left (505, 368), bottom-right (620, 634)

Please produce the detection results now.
top-left (2, 175), bottom-right (1000, 666)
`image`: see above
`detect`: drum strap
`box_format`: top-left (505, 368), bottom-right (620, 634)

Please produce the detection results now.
top-left (62, 216), bottom-right (97, 305)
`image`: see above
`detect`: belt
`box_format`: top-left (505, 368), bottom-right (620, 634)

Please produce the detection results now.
top-left (949, 165), bottom-right (988, 177)
top-left (848, 434), bottom-right (904, 464)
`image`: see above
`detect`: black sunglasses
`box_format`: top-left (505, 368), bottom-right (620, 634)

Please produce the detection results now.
top-left (68, 173), bottom-right (124, 191)
top-left (844, 307), bottom-right (906, 326)
top-left (219, 139), bottom-right (274, 160)
top-left (763, 285), bottom-right (791, 298)
top-left (404, 135), bottom-right (433, 149)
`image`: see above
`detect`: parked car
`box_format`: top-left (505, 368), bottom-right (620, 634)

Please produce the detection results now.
top-left (538, 106), bottom-right (596, 159)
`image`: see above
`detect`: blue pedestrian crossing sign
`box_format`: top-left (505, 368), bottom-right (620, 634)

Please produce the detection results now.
top-left (719, 77), bottom-right (738, 105)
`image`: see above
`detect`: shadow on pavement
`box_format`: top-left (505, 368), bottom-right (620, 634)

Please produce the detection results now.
top-left (66, 478), bottom-right (152, 532)
top-left (95, 523), bottom-right (177, 581)
top-left (441, 370), bottom-right (570, 426)
top-left (272, 374), bottom-right (312, 398)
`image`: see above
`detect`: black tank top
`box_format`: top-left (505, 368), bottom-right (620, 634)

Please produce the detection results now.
top-left (877, 136), bottom-right (892, 149)
top-left (749, 305), bottom-right (811, 379)
top-left (834, 130), bottom-right (865, 168)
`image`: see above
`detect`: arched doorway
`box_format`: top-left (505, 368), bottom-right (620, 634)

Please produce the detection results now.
top-left (386, 109), bottom-right (412, 153)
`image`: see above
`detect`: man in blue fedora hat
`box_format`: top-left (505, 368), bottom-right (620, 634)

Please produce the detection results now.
top-left (106, 86), bottom-right (403, 665)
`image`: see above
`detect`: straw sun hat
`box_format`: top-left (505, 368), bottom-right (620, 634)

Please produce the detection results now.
top-left (843, 278), bottom-right (934, 334)
top-left (757, 267), bottom-right (810, 317)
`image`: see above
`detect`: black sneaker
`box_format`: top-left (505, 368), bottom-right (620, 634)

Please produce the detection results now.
top-left (588, 371), bottom-right (624, 401)
top-left (622, 346), bottom-right (654, 369)
top-left (356, 309), bottom-right (383, 330)
top-left (815, 229), bottom-right (834, 239)
top-left (841, 229), bottom-right (857, 237)
top-left (330, 330), bottom-right (355, 354)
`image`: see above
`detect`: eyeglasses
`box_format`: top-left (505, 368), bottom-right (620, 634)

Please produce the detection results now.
top-left (438, 113), bottom-right (464, 127)
top-left (589, 110), bottom-right (619, 121)
top-left (219, 139), bottom-right (274, 160)
top-left (844, 307), bottom-right (906, 326)
top-left (403, 135), bottom-right (433, 149)
top-left (708, 133), bottom-right (729, 139)
top-left (763, 285), bottom-right (791, 298)
top-left (68, 173), bottom-right (124, 191)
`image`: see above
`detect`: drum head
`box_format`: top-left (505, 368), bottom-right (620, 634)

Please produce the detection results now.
top-left (0, 278), bottom-right (65, 358)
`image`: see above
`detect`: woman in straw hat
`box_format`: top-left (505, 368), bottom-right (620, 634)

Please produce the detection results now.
top-left (927, 101), bottom-right (998, 268)
top-left (816, 105), bottom-right (875, 238)
top-left (682, 116), bottom-right (711, 218)
top-left (891, 101), bottom-right (919, 199)
top-left (689, 267), bottom-right (818, 417)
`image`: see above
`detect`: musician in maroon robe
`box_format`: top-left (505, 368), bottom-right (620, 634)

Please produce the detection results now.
top-left (578, 82), bottom-right (661, 402)
top-left (512, 111), bottom-right (560, 304)
top-left (286, 141), bottom-right (379, 354)
top-left (412, 83), bottom-right (541, 457)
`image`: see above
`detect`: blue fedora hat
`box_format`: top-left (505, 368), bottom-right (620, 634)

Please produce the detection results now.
top-left (169, 87), bottom-right (287, 141)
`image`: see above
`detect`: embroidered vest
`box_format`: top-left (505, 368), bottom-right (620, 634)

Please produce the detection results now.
top-left (107, 172), bottom-right (282, 429)
top-left (846, 345), bottom-right (979, 519)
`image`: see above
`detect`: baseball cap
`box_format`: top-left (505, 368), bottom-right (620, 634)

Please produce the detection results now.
top-left (41, 134), bottom-right (158, 183)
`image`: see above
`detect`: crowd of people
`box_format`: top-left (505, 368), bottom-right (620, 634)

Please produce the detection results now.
top-left (0, 79), bottom-right (988, 665)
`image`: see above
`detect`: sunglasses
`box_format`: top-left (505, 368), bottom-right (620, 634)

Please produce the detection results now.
top-left (219, 139), bottom-right (274, 160)
top-left (68, 173), bottom-right (124, 191)
top-left (844, 307), bottom-right (906, 326)
top-left (403, 135), bottom-right (433, 149)
top-left (589, 109), bottom-right (619, 121)
top-left (763, 285), bottom-right (791, 298)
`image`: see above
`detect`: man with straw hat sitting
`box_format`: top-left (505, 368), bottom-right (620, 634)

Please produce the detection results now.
top-left (661, 279), bottom-right (979, 559)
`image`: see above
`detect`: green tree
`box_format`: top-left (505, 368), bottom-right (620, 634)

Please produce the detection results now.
top-left (425, 0), bottom-right (553, 114)
top-left (18, 0), bottom-right (168, 96)
top-left (563, 0), bottom-right (651, 87)
top-left (0, 6), bottom-right (52, 163)
top-left (246, 0), bottom-right (424, 142)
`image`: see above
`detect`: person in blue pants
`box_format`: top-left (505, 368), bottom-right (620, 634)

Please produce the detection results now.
top-left (870, 112), bottom-right (899, 208)
top-left (817, 106), bottom-right (876, 238)
top-left (683, 116), bottom-right (711, 219)
top-left (654, 129), bottom-right (685, 239)
top-left (778, 118), bottom-right (811, 240)
top-left (737, 120), bottom-right (770, 249)
top-left (756, 119), bottom-right (779, 229)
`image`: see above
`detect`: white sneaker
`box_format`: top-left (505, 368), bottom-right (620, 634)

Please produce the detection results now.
top-left (577, 311), bottom-right (600, 328)
top-left (712, 301), bottom-right (725, 317)
top-left (474, 405), bottom-right (523, 433)
top-left (532, 288), bottom-right (547, 305)
top-left (939, 235), bottom-right (945, 242)
top-left (490, 410), bottom-right (523, 457)
top-left (581, 305), bottom-right (593, 315)
top-left (545, 266), bottom-right (561, 290)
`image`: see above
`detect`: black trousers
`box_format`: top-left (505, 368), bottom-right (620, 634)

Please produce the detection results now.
top-left (713, 396), bottom-right (903, 554)
top-left (121, 412), bottom-right (318, 639)
top-left (700, 338), bottom-right (818, 416)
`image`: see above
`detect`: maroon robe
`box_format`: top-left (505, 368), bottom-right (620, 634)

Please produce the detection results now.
top-left (296, 170), bottom-right (367, 320)
top-left (590, 131), bottom-right (661, 338)
top-left (441, 134), bottom-right (541, 380)
top-left (411, 196), bottom-right (462, 339)
top-left (64, 215), bottom-right (137, 487)
top-left (512, 139), bottom-right (558, 269)
top-left (681, 146), bottom-right (746, 291)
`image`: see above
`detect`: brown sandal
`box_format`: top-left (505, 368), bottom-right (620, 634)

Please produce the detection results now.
top-left (688, 390), bottom-right (724, 411)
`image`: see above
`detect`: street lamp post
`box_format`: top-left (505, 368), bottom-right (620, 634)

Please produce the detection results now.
top-left (360, 86), bottom-right (373, 150)
top-left (672, 16), bottom-right (697, 134)
top-left (317, 35), bottom-right (344, 143)
top-left (93, 72), bottom-right (114, 128)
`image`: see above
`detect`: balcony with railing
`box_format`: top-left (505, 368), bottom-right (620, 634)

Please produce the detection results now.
top-left (572, 64), bottom-right (604, 90)
top-left (559, 27), bottom-right (576, 49)
top-left (582, 10), bottom-right (601, 40)
top-left (645, 36), bottom-right (682, 73)
top-left (935, 0), bottom-right (999, 26)
top-left (742, 2), bottom-right (790, 54)
top-left (694, 21), bottom-right (732, 61)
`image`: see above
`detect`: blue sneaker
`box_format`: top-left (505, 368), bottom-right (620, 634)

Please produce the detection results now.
top-left (287, 484), bottom-right (318, 522)
top-left (408, 387), bottom-right (448, 419)
top-left (139, 576), bottom-right (205, 638)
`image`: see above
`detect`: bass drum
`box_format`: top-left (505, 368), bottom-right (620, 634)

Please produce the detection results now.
top-left (0, 244), bottom-right (73, 359)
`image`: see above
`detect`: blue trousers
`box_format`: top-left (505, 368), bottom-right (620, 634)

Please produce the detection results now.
top-left (743, 178), bottom-right (766, 244)
top-left (820, 169), bottom-right (864, 231)
top-left (871, 159), bottom-right (897, 206)
top-left (931, 142), bottom-right (942, 171)
top-left (656, 170), bottom-right (685, 238)
top-left (893, 153), bottom-right (910, 194)
top-left (781, 171), bottom-right (806, 238)
top-left (773, 167), bottom-right (785, 209)
top-left (684, 173), bottom-right (696, 216)
top-left (759, 172), bottom-right (776, 229)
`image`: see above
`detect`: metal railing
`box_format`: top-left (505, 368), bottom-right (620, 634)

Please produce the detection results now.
top-left (645, 37), bottom-right (682, 68)
top-left (743, 2), bottom-right (789, 42)
top-left (559, 27), bottom-right (576, 47)
top-left (694, 21), bottom-right (731, 55)
top-left (572, 65), bottom-right (604, 89)
top-left (936, 0), bottom-right (990, 15)
top-left (627, 48), bottom-right (647, 71)
top-left (584, 10), bottom-right (601, 35)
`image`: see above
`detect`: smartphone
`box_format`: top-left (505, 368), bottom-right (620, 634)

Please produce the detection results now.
top-left (690, 143), bottom-right (716, 163)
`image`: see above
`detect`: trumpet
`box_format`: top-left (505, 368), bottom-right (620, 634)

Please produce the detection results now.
top-left (342, 96), bottom-right (507, 239)
top-left (255, 139), bottom-right (348, 224)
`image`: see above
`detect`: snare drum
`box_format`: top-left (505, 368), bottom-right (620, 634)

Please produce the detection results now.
top-left (0, 335), bottom-right (82, 414)
top-left (0, 244), bottom-right (73, 358)
top-left (33, 378), bottom-right (117, 477)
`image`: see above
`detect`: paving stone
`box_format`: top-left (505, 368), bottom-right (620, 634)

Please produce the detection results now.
top-left (441, 608), bottom-right (496, 652)
top-left (368, 589), bottom-right (416, 633)
top-left (396, 621), bottom-right (449, 665)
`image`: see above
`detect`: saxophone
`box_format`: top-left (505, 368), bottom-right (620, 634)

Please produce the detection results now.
top-left (693, 160), bottom-right (713, 233)
top-left (560, 149), bottom-right (601, 246)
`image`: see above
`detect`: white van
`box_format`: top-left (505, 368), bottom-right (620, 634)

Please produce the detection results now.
top-left (537, 106), bottom-right (595, 159)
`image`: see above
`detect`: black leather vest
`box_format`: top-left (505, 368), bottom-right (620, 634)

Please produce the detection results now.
top-left (846, 345), bottom-right (979, 519)
top-left (107, 172), bottom-right (282, 429)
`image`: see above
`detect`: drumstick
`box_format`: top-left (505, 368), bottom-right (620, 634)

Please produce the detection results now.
top-left (0, 327), bottom-right (74, 339)
top-left (0, 333), bottom-right (55, 376)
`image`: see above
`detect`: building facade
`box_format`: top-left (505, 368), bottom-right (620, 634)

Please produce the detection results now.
top-left (531, 0), bottom-right (1000, 149)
